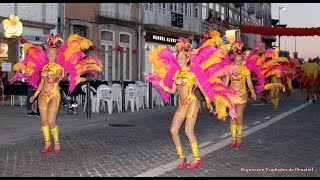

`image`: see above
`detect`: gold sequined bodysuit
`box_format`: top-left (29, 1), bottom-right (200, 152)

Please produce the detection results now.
top-left (230, 65), bottom-right (250, 104)
top-left (174, 67), bottom-right (200, 119)
top-left (38, 62), bottom-right (64, 112)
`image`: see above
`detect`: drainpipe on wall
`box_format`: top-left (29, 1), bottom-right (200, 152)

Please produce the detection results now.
top-left (137, 3), bottom-right (141, 81)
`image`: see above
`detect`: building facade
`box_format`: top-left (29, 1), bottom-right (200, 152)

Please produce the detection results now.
top-left (0, 3), bottom-right (274, 82)
top-left (0, 3), bottom-right (58, 79)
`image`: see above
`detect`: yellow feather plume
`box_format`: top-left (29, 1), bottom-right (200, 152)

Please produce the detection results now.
top-left (80, 37), bottom-right (93, 51)
top-left (148, 45), bottom-right (170, 79)
top-left (13, 63), bottom-right (25, 71)
top-left (208, 77), bottom-right (223, 83)
top-left (199, 37), bottom-right (223, 48)
top-left (264, 83), bottom-right (285, 92)
top-left (263, 69), bottom-right (282, 78)
top-left (76, 77), bottom-right (87, 85)
top-left (200, 49), bottom-right (225, 70)
top-left (23, 43), bottom-right (33, 54)
top-left (219, 44), bottom-right (232, 52)
top-left (214, 100), bottom-right (228, 121)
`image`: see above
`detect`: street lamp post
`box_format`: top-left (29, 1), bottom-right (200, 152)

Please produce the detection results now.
top-left (278, 6), bottom-right (286, 52)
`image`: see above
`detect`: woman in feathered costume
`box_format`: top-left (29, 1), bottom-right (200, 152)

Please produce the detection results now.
top-left (283, 58), bottom-right (302, 96)
top-left (10, 34), bottom-right (103, 154)
top-left (301, 58), bottom-right (320, 102)
top-left (224, 51), bottom-right (257, 148)
top-left (145, 37), bottom-right (239, 169)
top-left (260, 49), bottom-right (288, 112)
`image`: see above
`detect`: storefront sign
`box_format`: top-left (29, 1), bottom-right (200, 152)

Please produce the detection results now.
top-left (145, 31), bottom-right (179, 45)
top-left (152, 35), bottom-right (177, 43)
top-left (2, 14), bottom-right (23, 38)
top-left (0, 43), bottom-right (8, 58)
top-left (1, 62), bottom-right (11, 72)
top-left (225, 30), bottom-right (238, 44)
top-left (171, 12), bottom-right (183, 28)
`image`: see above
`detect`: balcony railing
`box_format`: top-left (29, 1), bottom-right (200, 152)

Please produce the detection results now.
top-left (143, 8), bottom-right (202, 34)
top-left (99, 3), bottom-right (141, 23)
top-left (201, 21), bottom-right (226, 35)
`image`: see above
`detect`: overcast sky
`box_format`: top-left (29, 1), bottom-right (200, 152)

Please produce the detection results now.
top-left (271, 3), bottom-right (320, 60)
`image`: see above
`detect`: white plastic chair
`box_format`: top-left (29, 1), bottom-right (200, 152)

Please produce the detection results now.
top-left (111, 84), bottom-right (122, 113)
top-left (97, 86), bottom-right (112, 114)
top-left (125, 84), bottom-right (139, 112)
top-left (137, 85), bottom-right (146, 110)
top-left (152, 87), bottom-right (164, 108)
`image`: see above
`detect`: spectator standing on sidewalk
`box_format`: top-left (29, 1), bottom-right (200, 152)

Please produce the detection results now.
top-left (26, 83), bottom-right (38, 116)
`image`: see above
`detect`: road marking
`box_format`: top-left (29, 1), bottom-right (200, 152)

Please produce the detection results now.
top-left (252, 121), bottom-right (261, 125)
top-left (135, 101), bottom-right (311, 177)
top-left (198, 141), bottom-right (212, 148)
top-left (264, 116), bottom-right (271, 120)
top-left (220, 132), bottom-right (230, 138)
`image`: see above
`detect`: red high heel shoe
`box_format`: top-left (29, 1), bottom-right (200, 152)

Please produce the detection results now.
top-left (54, 148), bottom-right (61, 154)
top-left (42, 144), bottom-right (52, 153)
top-left (273, 106), bottom-right (278, 112)
top-left (229, 141), bottom-right (237, 148)
top-left (236, 142), bottom-right (241, 148)
top-left (177, 158), bottom-right (187, 170)
top-left (186, 159), bottom-right (203, 169)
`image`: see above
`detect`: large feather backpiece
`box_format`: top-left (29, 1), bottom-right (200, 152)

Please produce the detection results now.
top-left (10, 43), bottom-right (48, 88)
top-left (190, 40), bottom-right (239, 120)
top-left (243, 41), bottom-right (265, 93)
top-left (144, 45), bottom-right (180, 103)
top-left (57, 34), bottom-right (103, 93)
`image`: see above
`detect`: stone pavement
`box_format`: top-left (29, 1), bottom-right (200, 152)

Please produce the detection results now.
top-left (0, 89), bottom-right (319, 177)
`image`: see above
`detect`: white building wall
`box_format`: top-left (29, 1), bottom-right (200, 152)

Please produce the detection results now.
top-left (0, 3), bottom-right (58, 26)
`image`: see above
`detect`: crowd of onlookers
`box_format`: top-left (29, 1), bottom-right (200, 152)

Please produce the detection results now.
top-left (205, 12), bottom-right (230, 29)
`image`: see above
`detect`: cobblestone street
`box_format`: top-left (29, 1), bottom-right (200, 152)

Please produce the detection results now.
top-left (0, 90), bottom-right (318, 177)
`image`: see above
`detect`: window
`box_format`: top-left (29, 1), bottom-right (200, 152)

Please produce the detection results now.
top-left (194, 5), bottom-right (198, 18)
top-left (170, 3), bottom-right (177, 12)
top-left (120, 34), bottom-right (130, 43)
top-left (101, 31), bottom-right (113, 41)
top-left (180, 3), bottom-right (188, 14)
top-left (221, 6), bottom-right (225, 20)
top-left (145, 3), bottom-right (153, 11)
top-left (215, 3), bottom-right (220, 14)
top-left (229, 10), bottom-right (233, 21)
top-left (100, 30), bottom-right (115, 81)
top-left (158, 3), bottom-right (166, 9)
top-left (73, 25), bottom-right (86, 37)
top-left (202, 3), bottom-right (207, 20)
top-left (119, 32), bottom-right (132, 80)
top-left (209, 3), bottom-right (214, 10)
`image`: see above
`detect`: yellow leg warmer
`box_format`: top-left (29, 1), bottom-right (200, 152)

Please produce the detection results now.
top-left (41, 126), bottom-right (51, 145)
top-left (275, 98), bottom-right (279, 106)
top-left (271, 99), bottom-right (276, 106)
top-left (230, 124), bottom-right (237, 141)
top-left (190, 141), bottom-right (201, 160)
top-left (176, 146), bottom-right (186, 159)
top-left (50, 126), bottom-right (60, 144)
top-left (237, 125), bottom-right (243, 138)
